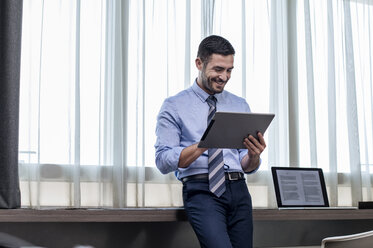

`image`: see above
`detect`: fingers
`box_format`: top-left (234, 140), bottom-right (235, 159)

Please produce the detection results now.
top-left (243, 139), bottom-right (260, 155)
top-left (243, 132), bottom-right (266, 155)
top-left (256, 132), bottom-right (266, 147)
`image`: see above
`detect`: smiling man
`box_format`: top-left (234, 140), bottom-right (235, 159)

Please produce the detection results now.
top-left (155, 35), bottom-right (266, 248)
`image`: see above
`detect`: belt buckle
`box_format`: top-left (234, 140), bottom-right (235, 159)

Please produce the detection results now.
top-left (228, 172), bottom-right (239, 181)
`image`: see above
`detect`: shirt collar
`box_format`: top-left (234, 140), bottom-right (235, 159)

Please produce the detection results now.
top-left (191, 79), bottom-right (222, 103)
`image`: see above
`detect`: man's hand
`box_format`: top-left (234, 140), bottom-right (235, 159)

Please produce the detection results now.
top-left (241, 132), bottom-right (266, 173)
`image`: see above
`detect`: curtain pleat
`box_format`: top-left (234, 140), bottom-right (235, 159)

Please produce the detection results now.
top-left (184, 0), bottom-right (191, 89)
top-left (109, 0), bottom-right (128, 208)
top-left (268, 0), bottom-right (290, 208)
top-left (303, 0), bottom-right (318, 168)
top-left (287, 0), bottom-right (300, 168)
top-left (357, 0), bottom-right (373, 202)
top-left (327, 0), bottom-right (338, 206)
top-left (343, 0), bottom-right (362, 206)
top-left (0, 0), bottom-right (23, 209)
top-left (241, 0), bottom-right (247, 99)
top-left (201, 0), bottom-right (215, 38)
top-left (327, 1), bottom-right (338, 206)
top-left (73, 0), bottom-right (81, 208)
top-left (366, 0), bottom-right (373, 201)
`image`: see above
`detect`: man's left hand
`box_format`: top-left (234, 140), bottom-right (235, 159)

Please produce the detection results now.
top-left (242, 132), bottom-right (266, 172)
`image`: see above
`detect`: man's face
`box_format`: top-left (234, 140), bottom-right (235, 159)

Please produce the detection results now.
top-left (196, 54), bottom-right (234, 95)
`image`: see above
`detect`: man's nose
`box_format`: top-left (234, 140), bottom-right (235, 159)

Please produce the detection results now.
top-left (219, 72), bottom-right (228, 82)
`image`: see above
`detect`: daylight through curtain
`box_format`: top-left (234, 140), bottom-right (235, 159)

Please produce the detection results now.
top-left (19, 0), bottom-right (373, 208)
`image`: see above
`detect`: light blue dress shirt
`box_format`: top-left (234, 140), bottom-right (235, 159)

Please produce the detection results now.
top-left (155, 80), bottom-right (257, 179)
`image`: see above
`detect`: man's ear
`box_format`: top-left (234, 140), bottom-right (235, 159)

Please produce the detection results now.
top-left (195, 57), bottom-right (203, 71)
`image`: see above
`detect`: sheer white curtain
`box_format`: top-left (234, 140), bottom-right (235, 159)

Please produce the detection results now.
top-left (19, 0), bottom-right (373, 208)
top-left (19, 0), bottom-right (127, 208)
top-left (19, 0), bottom-right (199, 208)
top-left (295, 0), bottom-right (373, 206)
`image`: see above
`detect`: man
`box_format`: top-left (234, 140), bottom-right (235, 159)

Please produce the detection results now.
top-left (155, 35), bottom-right (266, 248)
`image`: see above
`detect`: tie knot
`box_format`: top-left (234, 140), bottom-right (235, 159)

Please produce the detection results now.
top-left (206, 95), bottom-right (217, 108)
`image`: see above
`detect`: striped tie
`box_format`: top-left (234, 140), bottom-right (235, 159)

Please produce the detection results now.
top-left (206, 95), bottom-right (226, 197)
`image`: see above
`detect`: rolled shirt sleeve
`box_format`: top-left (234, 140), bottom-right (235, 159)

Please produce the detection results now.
top-left (155, 99), bottom-right (184, 174)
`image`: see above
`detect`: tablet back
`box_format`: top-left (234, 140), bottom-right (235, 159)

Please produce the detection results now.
top-left (198, 112), bottom-right (275, 149)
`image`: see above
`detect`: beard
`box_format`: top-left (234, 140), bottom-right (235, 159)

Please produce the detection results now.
top-left (200, 70), bottom-right (227, 94)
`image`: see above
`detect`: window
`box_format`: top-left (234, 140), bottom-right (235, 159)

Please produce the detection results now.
top-left (19, 0), bottom-right (373, 208)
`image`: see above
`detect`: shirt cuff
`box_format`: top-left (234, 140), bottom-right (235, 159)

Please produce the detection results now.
top-left (165, 146), bottom-right (184, 172)
top-left (239, 150), bottom-right (261, 174)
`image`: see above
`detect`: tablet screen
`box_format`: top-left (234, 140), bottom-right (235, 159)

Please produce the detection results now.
top-left (271, 167), bottom-right (329, 208)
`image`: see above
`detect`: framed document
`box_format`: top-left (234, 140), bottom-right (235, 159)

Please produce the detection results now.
top-left (197, 112), bottom-right (275, 149)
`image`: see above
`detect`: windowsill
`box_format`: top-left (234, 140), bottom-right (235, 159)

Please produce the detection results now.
top-left (0, 208), bottom-right (373, 222)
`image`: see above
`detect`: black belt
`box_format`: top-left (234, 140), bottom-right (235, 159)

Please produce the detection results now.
top-left (181, 172), bottom-right (245, 183)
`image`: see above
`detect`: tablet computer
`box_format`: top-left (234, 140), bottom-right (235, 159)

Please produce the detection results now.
top-left (197, 112), bottom-right (275, 149)
top-left (271, 166), bottom-right (330, 208)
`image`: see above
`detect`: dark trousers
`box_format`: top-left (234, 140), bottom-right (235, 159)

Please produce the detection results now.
top-left (182, 178), bottom-right (253, 248)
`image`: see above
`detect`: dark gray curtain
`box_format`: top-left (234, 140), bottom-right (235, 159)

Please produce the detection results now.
top-left (0, 0), bottom-right (23, 208)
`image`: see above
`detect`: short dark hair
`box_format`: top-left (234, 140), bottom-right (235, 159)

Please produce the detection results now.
top-left (197, 35), bottom-right (235, 64)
